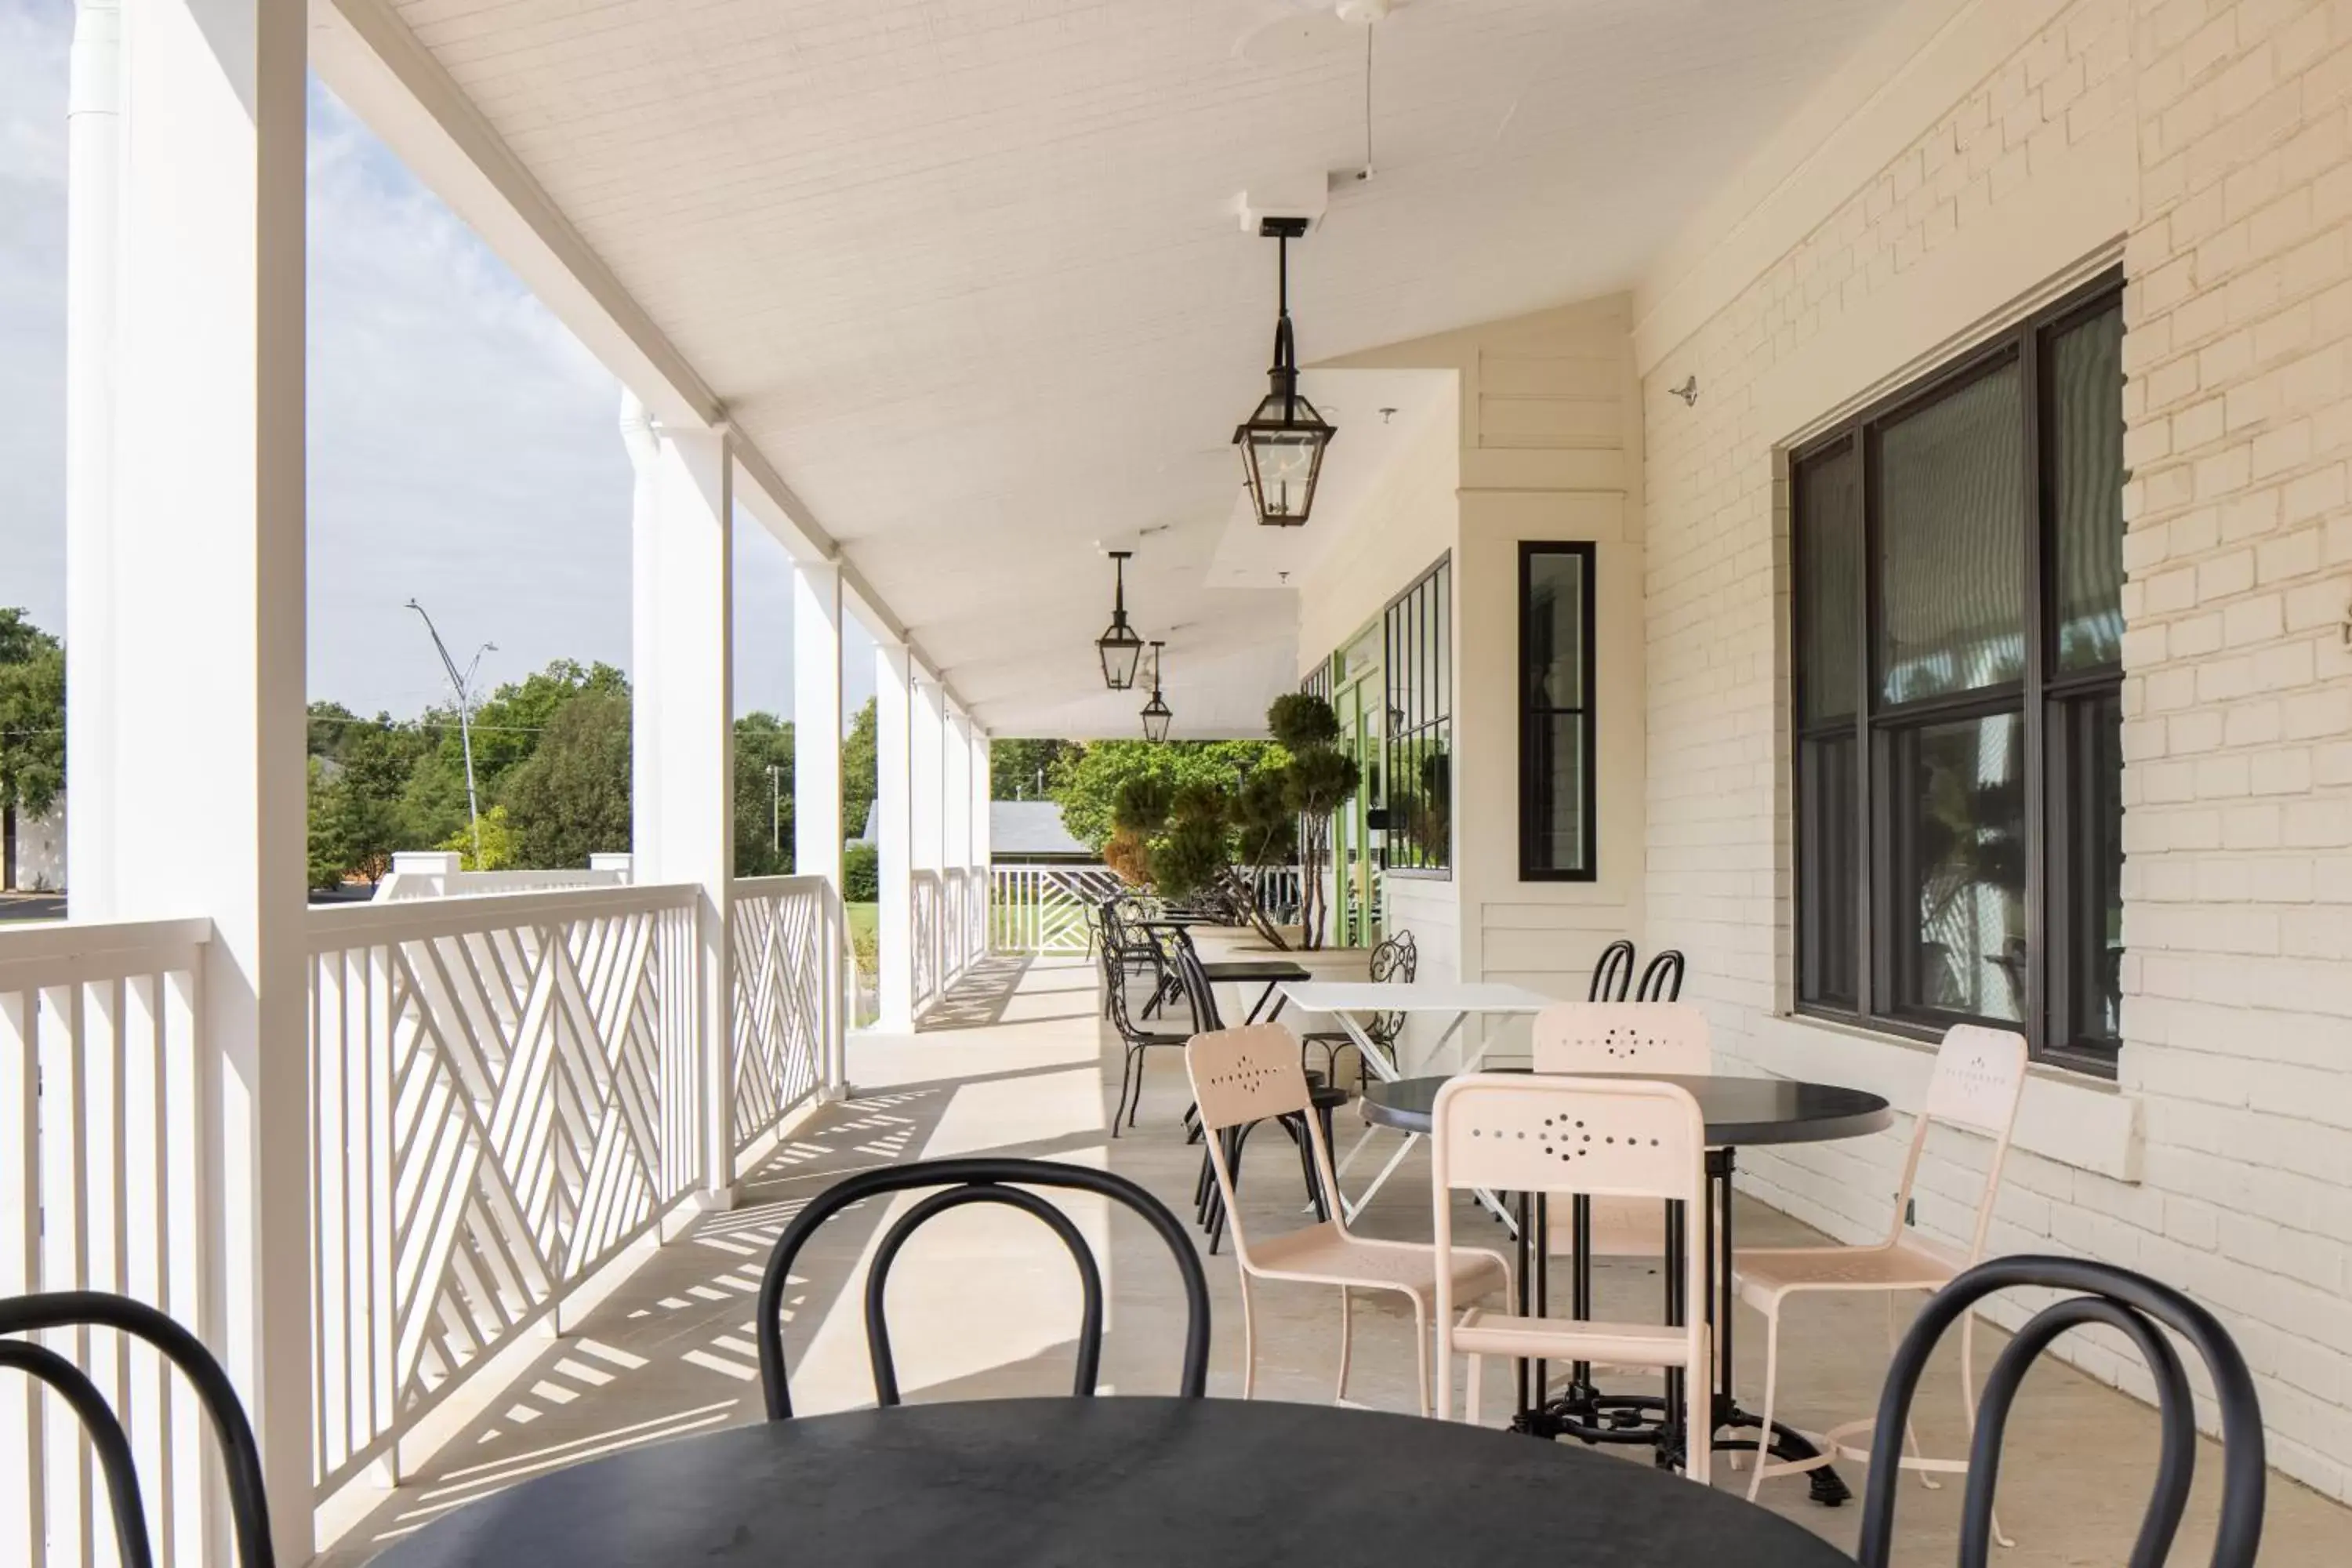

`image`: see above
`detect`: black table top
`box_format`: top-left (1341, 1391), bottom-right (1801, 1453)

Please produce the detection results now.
top-left (1362, 1071), bottom-right (1892, 1146)
top-left (373, 1397), bottom-right (1848, 1568)
top-left (1198, 959), bottom-right (1314, 982)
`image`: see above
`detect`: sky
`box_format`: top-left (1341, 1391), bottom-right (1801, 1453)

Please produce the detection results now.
top-left (0, 0), bottom-right (874, 728)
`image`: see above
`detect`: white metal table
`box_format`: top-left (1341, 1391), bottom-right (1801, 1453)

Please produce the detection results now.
top-left (1276, 980), bottom-right (1553, 1221)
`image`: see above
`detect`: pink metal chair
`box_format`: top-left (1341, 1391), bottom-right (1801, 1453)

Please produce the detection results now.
top-left (1733, 1024), bottom-right (2029, 1515)
top-left (1431, 1073), bottom-right (1713, 1482)
top-left (1530, 1003), bottom-right (1712, 1263)
top-left (1186, 1024), bottom-right (1508, 1417)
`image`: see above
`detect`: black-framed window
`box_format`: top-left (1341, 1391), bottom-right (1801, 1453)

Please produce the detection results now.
top-left (1792, 272), bottom-right (2124, 1075)
top-left (1383, 556), bottom-right (1451, 877)
top-left (1519, 543), bottom-right (1596, 880)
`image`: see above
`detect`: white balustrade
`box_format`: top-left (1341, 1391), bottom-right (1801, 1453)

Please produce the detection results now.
top-left (2, 916), bottom-right (216, 1568)
top-left (910, 872), bottom-right (942, 1012)
top-left (988, 865), bottom-right (1124, 954)
top-left (729, 876), bottom-right (841, 1166)
top-left (304, 886), bottom-right (703, 1498)
top-left (6, 873), bottom-right (851, 1556)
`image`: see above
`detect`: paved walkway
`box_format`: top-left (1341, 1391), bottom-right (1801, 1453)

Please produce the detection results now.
top-left (322, 954), bottom-right (2349, 1566)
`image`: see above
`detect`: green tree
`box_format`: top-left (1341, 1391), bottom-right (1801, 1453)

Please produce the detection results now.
top-left (1049, 739), bottom-right (1279, 853)
top-left (497, 687), bottom-right (632, 869)
top-left (1269, 692), bottom-right (1358, 949)
top-left (734, 711), bottom-right (796, 877)
top-left (404, 660), bottom-right (627, 844)
top-left (308, 715), bottom-right (432, 884)
top-left (0, 610), bottom-right (67, 891)
top-left (990, 738), bottom-right (1081, 800)
top-left (840, 696), bottom-right (879, 847)
top-left (438, 803), bottom-right (519, 870)
top-left (842, 840), bottom-right (880, 902)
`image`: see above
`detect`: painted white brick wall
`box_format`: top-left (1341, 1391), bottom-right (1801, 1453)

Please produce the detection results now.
top-left (1641, 0), bottom-right (2352, 1501)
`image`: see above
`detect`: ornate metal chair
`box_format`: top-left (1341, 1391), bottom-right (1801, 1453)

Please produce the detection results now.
top-left (1296, 928), bottom-right (1417, 1087)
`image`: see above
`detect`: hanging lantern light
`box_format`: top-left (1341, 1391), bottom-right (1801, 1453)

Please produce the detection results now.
top-left (1094, 550), bottom-right (1145, 690)
top-left (1140, 641), bottom-right (1174, 742)
top-left (1234, 217), bottom-right (1336, 528)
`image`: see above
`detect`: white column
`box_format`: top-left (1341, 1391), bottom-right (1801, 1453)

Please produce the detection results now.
top-left (791, 562), bottom-right (846, 1091)
top-left (873, 642), bottom-right (915, 1032)
top-left (942, 710), bottom-right (968, 982)
top-left (71, 0), bottom-right (310, 1555)
top-left (970, 728), bottom-right (993, 960)
top-left (64, 0), bottom-right (120, 896)
top-left (628, 406), bottom-right (735, 1203)
top-left (912, 674), bottom-right (946, 1001)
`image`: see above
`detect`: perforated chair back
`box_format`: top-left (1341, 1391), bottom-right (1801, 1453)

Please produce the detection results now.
top-left (1634, 949), bottom-right (1686, 1001)
top-left (1189, 1023), bottom-right (1317, 1134)
top-left (1530, 1002), bottom-right (1711, 1077)
top-left (1587, 938), bottom-right (1636, 1001)
top-left (1857, 1255), bottom-right (2266, 1568)
top-left (1888, 1025), bottom-right (2029, 1263)
top-left (755, 1157), bottom-right (1210, 1417)
top-left (0, 1290), bottom-right (278, 1568)
top-left (1430, 1073), bottom-right (1706, 1203)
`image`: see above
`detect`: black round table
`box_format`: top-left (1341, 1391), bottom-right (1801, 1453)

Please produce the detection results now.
top-left (1363, 1069), bottom-right (1893, 1503)
top-left (1359, 1069), bottom-right (1889, 1145)
top-left (372, 1397), bottom-right (1849, 1567)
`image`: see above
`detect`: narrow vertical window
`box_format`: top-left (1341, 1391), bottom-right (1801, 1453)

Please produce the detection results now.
top-left (1519, 543), bottom-right (1595, 880)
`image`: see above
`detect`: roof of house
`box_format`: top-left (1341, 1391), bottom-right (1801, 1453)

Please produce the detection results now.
top-left (990, 800), bottom-right (1090, 859)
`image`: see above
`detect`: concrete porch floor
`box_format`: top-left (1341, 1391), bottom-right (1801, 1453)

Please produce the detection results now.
top-left (321, 955), bottom-right (2347, 1565)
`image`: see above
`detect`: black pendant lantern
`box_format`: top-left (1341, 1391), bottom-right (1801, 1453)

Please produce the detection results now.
top-left (1095, 550), bottom-right (1145, 690)
top-left (1140, 641), bottom-right (1173, 742)
top-left (1234, 217), bottom-right (1336, 528)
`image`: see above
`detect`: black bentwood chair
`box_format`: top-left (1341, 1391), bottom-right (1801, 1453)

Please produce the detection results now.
top-left (1634, 949), bottom-right (1686, 1001)
top-left (1588, 938), bottom-right (1636, 1001)
top-left (1857, 1255), bottom-right (2266, 1568)
top-left (0, 1290), bottom-right (278, 1568)
top-left (753, 1157), bottom-right (1211, 1418)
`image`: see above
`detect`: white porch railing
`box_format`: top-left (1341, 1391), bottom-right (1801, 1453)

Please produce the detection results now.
top-left (989, 864), bottom-right (1123, 954)
top-left (2, 916), bottom-right (217, 1568)
top-left (910, 871), bottom-right (942, 1012)
top-left (729, 876), bottom-right (840, 1160)
top-left (304, 885), bottom-right (706, 1499)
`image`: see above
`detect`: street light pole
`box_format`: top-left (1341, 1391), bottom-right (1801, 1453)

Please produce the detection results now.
top-left (766, 763), bottom-right (782, 855)
top-left (405, 599), bottom-right (495, 868)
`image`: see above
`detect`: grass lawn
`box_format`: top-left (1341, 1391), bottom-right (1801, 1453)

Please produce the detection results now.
top-left (845, 901), bottom-right (878, 969)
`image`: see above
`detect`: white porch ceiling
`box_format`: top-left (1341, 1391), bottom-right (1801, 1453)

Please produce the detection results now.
top-left (377, 0), bottom-right (1892, 738)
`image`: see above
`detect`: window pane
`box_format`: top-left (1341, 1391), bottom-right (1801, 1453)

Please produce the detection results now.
top-left (1795, 443), bottom-right (1860, 725)
top-left (1524, 714), bottom-right (1587, 874)
top-left (1878, 363), bottom-right (2027, 703)
top-left (1888, 710), bottom-right (2026, 1021)
top-left (2054, 690), bottom-right (2123, 1047)
top-left (2050, 307), bottom-right (2125, 670)
top-left (1797, 732), bottom-right (1859, 1008)
top-left (1526, 551), bottom-right (1586, 708)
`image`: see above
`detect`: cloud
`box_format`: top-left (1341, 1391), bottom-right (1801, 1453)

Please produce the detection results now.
top-left (0, 4), bottom-right (804, 720)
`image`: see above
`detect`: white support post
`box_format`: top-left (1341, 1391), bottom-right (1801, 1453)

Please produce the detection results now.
top-left (627, 405), bottom-right (735, 1205)
top-left (69, 0), bottom-right (312, 1555)
top-left (943, 711), bottom-right (969, 983)
top-left (970, 728), bottom-right (993, 960)
top-left (873, 642), bottom-right (915, 1032)
top-left (791, 561), bottom-right (846, 1092)
top-left (913, 675), bottom-right (947, 1002)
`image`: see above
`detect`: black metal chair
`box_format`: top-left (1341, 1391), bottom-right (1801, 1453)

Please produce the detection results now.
top-left (753, 1157), bottom-right (1210, 1417)
top-left (0, 1290), bottom-right (278, 1568)
top-left (1105, 925), bottom-right (1195, 1134)
top-left (1297, 928), bottom-right (1417, 1088)
top-left (1634, 948), bottom-right (1685, 1001)
top-left (1588, 938), bottom-right (1636, 1000)
top-left (1095, 897), bottom-right (1165, 1021)
top-left (1857, 1255), bottom-right (2265, 1568)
